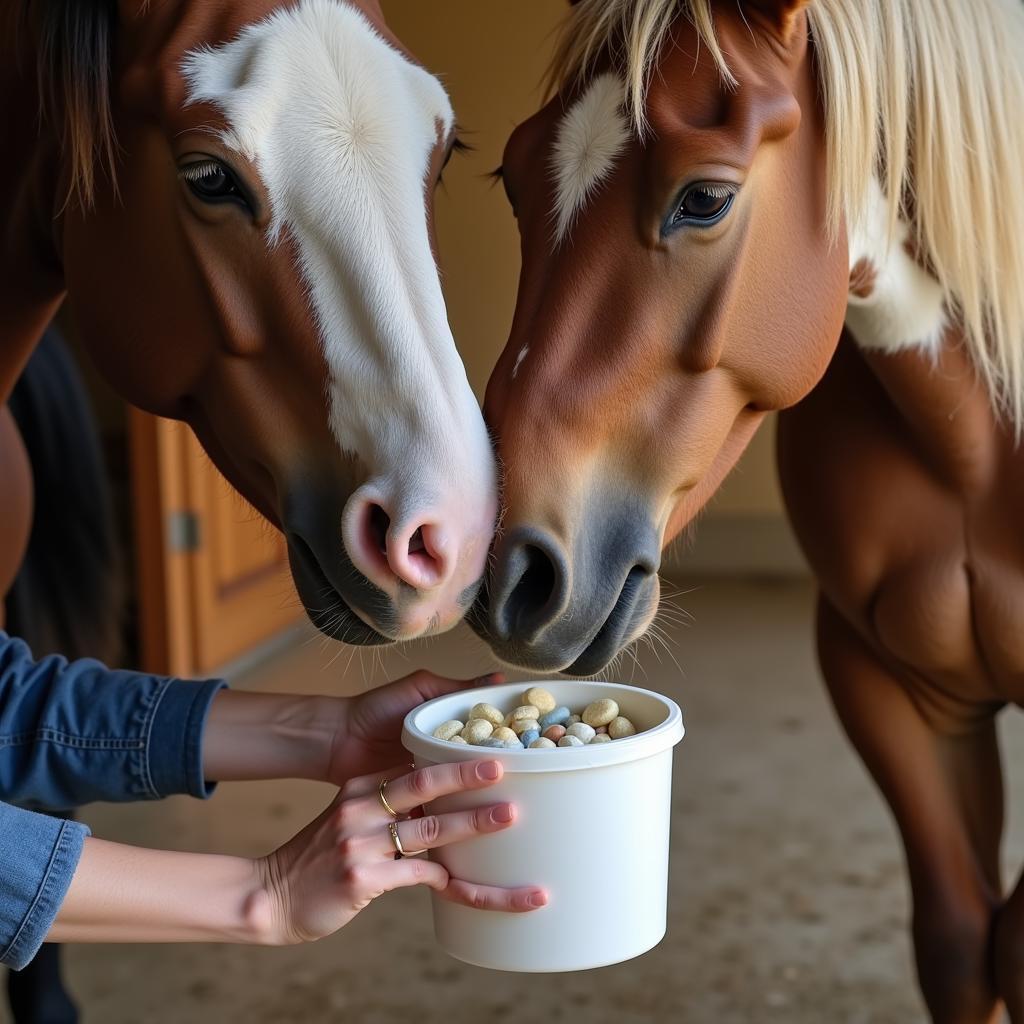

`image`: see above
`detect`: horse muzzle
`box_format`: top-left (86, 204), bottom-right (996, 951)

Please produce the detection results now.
top-left (471, 510), bottom-right (661, 674)
top-left (283, 471), bottom-right (493, 644)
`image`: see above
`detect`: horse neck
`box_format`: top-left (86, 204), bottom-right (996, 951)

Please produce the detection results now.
top-left (0, 6), bottom-right (65, 404)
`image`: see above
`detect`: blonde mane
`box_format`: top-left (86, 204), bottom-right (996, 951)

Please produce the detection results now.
top-left (547, 0), bottom-right (1024, 435)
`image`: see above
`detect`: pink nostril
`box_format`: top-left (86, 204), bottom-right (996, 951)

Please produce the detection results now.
top-left (388, 521), bottom-right (450, 591)
top-left (355, 503), bottom-right (451, 591)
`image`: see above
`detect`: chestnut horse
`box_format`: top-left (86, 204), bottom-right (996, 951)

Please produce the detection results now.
top-left (478, 0), bottom-right (1024, 1019)
top-left (1, 0), bottom-right (496, 647)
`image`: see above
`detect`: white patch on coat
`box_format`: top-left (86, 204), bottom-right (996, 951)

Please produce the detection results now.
top-left (511, 345), bottom-right (529, 379)
top-left (182, 0), bottom-right (494, 513)
top-left (550, 73), bottom-right (629, 245)
top-left (845, 178), bottom-right (948, 353)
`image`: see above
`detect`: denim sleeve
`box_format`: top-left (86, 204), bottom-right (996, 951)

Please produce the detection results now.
top-left (0, 632), bottom-right (226, 812)
top-left (0, 802), bottom-right (88, 970)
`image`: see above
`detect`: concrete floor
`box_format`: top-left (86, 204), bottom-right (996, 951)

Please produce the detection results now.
top-left (8, 580), bottom-right (1024, 1023)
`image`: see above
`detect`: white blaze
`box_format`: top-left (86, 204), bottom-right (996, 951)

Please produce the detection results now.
top-left (182, 0), bottom-right (493, 509)
top-left (550, 72), bottom-right (630, 245)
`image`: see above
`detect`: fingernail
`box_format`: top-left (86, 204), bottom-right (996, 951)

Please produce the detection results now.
top-left (477, 760), bottom-right (500, 781)
top-left (491, 803), bottom-right (513, 824)
top-left (479, 672), bottom-right (504, 685)
top-left (528, 891), bottom-right (547, 908)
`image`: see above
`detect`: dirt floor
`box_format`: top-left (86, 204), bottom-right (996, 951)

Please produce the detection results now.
top-left (7, 579), bottom-right (1024, 1023)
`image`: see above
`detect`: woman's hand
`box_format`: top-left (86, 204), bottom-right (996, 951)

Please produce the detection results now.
top-left (325, 670), bottom-right (503, 785)
top-left (53, 680), bottom-right (544, 949)
top-left (256, 759), bottom-right (546, 944)
top-left (50, 759), bottom-right (545, 948)
top-left (201, 670), bottom-right (502, 787)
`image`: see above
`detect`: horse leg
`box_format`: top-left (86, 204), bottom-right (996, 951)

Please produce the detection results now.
top-left (993, 864), bottom-right (1024, 1018)
top-left (818, 595), bottom-right (1003, 1024)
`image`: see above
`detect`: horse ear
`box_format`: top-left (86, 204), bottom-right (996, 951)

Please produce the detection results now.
top-left (744, 1), bottom-right (812, 43)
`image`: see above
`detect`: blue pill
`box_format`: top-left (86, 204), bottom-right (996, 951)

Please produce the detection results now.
top-left (539, 706), bottom-right (571, 729)
top-left (520, 729), bottom-right (540, 748)
top-left (480, 738), bottom-right (507, 748)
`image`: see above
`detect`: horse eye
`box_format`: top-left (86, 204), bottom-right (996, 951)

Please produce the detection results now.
top-left (180, 160), bottom-right (249, 209)
top-left (671, 183), bottom-right (736, 227)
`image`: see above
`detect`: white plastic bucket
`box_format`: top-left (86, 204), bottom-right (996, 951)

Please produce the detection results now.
top-left (402, 680), bottom-right (684, 973)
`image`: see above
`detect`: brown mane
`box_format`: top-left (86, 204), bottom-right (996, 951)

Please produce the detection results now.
top-left (23, 0), bottom-right (118, 208)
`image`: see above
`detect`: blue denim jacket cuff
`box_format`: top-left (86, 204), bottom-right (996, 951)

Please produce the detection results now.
top-left (1, 814), bottom-right (89, 971)
top-left (148, 679), bottom-right (227, 800)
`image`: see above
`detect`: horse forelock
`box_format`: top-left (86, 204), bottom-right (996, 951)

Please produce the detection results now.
top-left (24, 0), bottom-right (119, 209)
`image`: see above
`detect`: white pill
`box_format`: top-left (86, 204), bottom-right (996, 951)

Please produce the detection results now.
top-left (511, 704), bottom-right (541, 723)
top-left (589, 733), bottom-right (612, 744)
top-left (523, 687), bottom-right (557, 715)
top-left (469, 703), bottom-right (505, 726)
top-left (461, 719), bottom-right (495, 744)
top-left (511, 718), bottom-right (540, 736)
top-left (449, 735), bottom-right (469, 744)
top-left (582, 698), bottom-right (619, 728)
top-left (566, 722), bottom-right (596, 744)
top-left (492, 726), bottom-right (519, 744)
top-left (558, 735), bottom-right (584, 747)
top-left (565, 714), bottom-right (582, 727)
top-left (529, 737), bottom-right (557, 749)
top-left (433, 720), bottom-right (464, 741)
top-left (608, 716), bottom-right (637, 739)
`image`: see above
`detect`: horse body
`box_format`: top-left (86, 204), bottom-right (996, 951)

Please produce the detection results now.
top-left (1, 0), bottom-right (497, 644)
top-left (480, 0), bottom-right (1024, 1018)
top-left (778, 325), bottom-right (1024, 1021)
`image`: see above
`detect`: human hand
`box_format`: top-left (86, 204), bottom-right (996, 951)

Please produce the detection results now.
top-left (326, 669), bottom-right (503, 785)
top-left (255, 759), bottom-right (546, 944)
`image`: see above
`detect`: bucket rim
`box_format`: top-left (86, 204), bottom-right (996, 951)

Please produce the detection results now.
top-left (402, 679), bottom-right (684, 773)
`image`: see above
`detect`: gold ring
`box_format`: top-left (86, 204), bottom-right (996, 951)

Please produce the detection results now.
top-left (378, 776), bottom-right (401, 818)
top-left (388, 820), bottom-right (425, 858)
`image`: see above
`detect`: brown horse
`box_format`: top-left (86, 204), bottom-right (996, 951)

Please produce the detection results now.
top-left (477, 0), bottom-right (1024, 1019)
top-left (1, 0), bottom-right (496, 646)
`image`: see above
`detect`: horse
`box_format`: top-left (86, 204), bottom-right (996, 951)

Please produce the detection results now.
top-left (476, 0), bottom-right (1024, 1019)
top-left (1, 0), bottom-right (497, 650)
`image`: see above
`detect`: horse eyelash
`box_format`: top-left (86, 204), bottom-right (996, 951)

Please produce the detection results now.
top-left (689, 182), bottom-right (737, 198)
top-left (179, 160), bottom-right (221, 182)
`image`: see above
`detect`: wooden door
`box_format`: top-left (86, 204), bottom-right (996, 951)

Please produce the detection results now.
top-left (130, 410), bottom-right (301, 677)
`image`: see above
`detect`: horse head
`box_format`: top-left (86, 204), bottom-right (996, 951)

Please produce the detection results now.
top-left (474, 0), bottom-right (850, 672)
top-left (57, 0), bottom-right (496, 644)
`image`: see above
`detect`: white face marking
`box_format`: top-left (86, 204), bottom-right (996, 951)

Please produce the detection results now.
top-left (550, 73), bottom-right (629, 245)
top-left (845, 178), bottom-right (948, 354)
top-left (511, 345), bottom-right (529, 379)
top-left (182, 0), bottom-right (494, 512)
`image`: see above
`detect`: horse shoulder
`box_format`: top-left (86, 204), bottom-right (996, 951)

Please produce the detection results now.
top-left (777, 336), bottom-right (983, 696)
top-left (779, 331), bottom-right (1024, 707)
